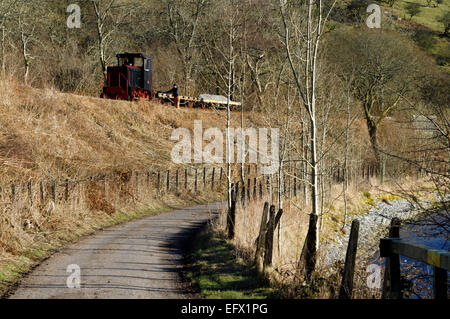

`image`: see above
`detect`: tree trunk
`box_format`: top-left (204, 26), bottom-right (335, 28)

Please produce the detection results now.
top-left (305, 115), bottom-right (320, 279)
top-left (1, 26), bottom-right (5, 75)
top-left (366, 116), bottom-right (380, 166)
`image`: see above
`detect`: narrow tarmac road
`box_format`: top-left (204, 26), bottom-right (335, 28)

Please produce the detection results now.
top-left (9, 202), bottom-right (223, 299)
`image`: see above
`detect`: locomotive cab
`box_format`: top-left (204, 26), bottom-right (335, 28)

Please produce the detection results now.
top-left (101, 53), bottom-right (153, 101)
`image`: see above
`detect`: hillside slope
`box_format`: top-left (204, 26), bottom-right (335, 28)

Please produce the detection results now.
top-left (0, 79), bottom-right (238, 183)
top-left (0, 80), bottom-right (237, 295)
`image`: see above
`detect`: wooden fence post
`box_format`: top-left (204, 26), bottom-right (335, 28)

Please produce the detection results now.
top-left (434, 266), bottom-right (448, 299)
top-left (339, 219), bottom-right (360, 299)
top-left (40, 181), bottom-right (44, 203)
top-left (51, 181), bottom-right (56, 202)
top-left (254, 202), bottom-right (269, 273)
top-left (166, 170), bottom-right (170, 192)
top-left (211, 167), bottom-right (215, 190)
top-left (156, 171), bottom-right (160, 192)
top-left (11, 184), bottom-right (15, 202)
top-left (195, 168), bottom-right (198, 193)
top-left (65, 179), bottom-right (69, 202)
top-left (203, 167), bottom-right (206, 188)
top-left (264, 206), bottom-right (283, 270)
top-left (259, 181), bottom-right (263, 199)
top-left (382, 217), bottom-right (402, 299)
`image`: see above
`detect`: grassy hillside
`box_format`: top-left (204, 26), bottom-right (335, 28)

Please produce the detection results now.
top-left (0, 79), bottom-right (235, 182)
top-left (0, 79), bottom-right (241, 296)
top-left (390, 0), bottom-right (449, 32)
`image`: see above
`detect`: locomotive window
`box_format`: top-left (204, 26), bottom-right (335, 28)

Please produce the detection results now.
top-left (118, 56), bottom-right (144, 67)
top-left (132, 57), bottom-right (144, 67)
top-left (118, 57), bottom-right (129, 66)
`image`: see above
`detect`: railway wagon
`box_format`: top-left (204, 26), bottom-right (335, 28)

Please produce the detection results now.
top-left (156, 92), bottom-right (241, 111)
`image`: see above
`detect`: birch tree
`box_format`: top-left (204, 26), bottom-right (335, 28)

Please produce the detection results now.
top-left (332, 30), bottom-right (419, 169)
top-left (91, 0), bottom-right (141, 76)
top-left (162, 0), bottom-right (209, 95)
top-left (13, 1), bottom-right (40, 85)
top-left (0, 0), bottom-right (16, 75)
top-left (201, 0), bottom-right (241, 210)
top-left (280, 0), bottom-right (337, 279)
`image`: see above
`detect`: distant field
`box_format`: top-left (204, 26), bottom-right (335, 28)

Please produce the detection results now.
top-left (390, 0), bottom-right (449, 32)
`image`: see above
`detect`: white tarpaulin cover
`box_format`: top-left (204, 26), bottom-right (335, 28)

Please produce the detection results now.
top-left (197, 94), bottom-right (228, 103)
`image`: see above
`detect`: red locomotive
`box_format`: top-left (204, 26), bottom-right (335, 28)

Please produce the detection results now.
top-left (100, 53), bottom-right (154, 101)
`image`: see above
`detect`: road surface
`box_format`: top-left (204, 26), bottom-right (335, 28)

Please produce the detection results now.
top-left (8, 202), bottom-right (223, 299)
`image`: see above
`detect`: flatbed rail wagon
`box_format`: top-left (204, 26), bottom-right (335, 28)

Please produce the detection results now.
top-left (156, 92), bottom-right (241, 111)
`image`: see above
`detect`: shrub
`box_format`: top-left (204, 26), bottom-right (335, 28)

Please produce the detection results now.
top-left (405, 2), bottom-right (421, 20)
top-left (347, 0), bottom-right (372, 23)
top-left (413, 30), bottom-right (437, 50)
top-left (437, 11), bottom-right (450, 35)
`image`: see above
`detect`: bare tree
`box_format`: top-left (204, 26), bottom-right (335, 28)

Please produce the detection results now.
top-left (13, 1), bottom-right (40, 85)
top-left (91, 0), bottom-right (141, 76)
top-left (0, 0), bottom-right (16, 75)
top-left (280, 0), bottom-right (337, 279)
top-left (162, 0), bottom-right (209, 95)
top-left (331, 31), bottom-right (419, 170)
top-left (392, 72), bottom-right (450, 238)
top-left (201, 0), bottom-right (241, 210)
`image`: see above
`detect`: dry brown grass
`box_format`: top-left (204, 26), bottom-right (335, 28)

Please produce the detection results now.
top-left (232, 199), bottom-right (309, 277)
top-left (0, 78), bottom-right (237, 296)
top-left (0, 166), bottom-right (226, 296)
top-left (212, 174), bottom-right (432, 298)
top-left (0, 78), bottom-right (247, 182)
top-left (0, 77), bottom-right (431, 298)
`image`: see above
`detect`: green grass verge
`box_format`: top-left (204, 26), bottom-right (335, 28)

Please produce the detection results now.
top-left (183, 229), bottom-right (278, 299)
top-left (392, 0), bottom-right (449, 32)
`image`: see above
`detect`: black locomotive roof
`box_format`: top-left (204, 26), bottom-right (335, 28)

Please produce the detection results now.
top-left (116, 52), bottom-right (151, 60)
